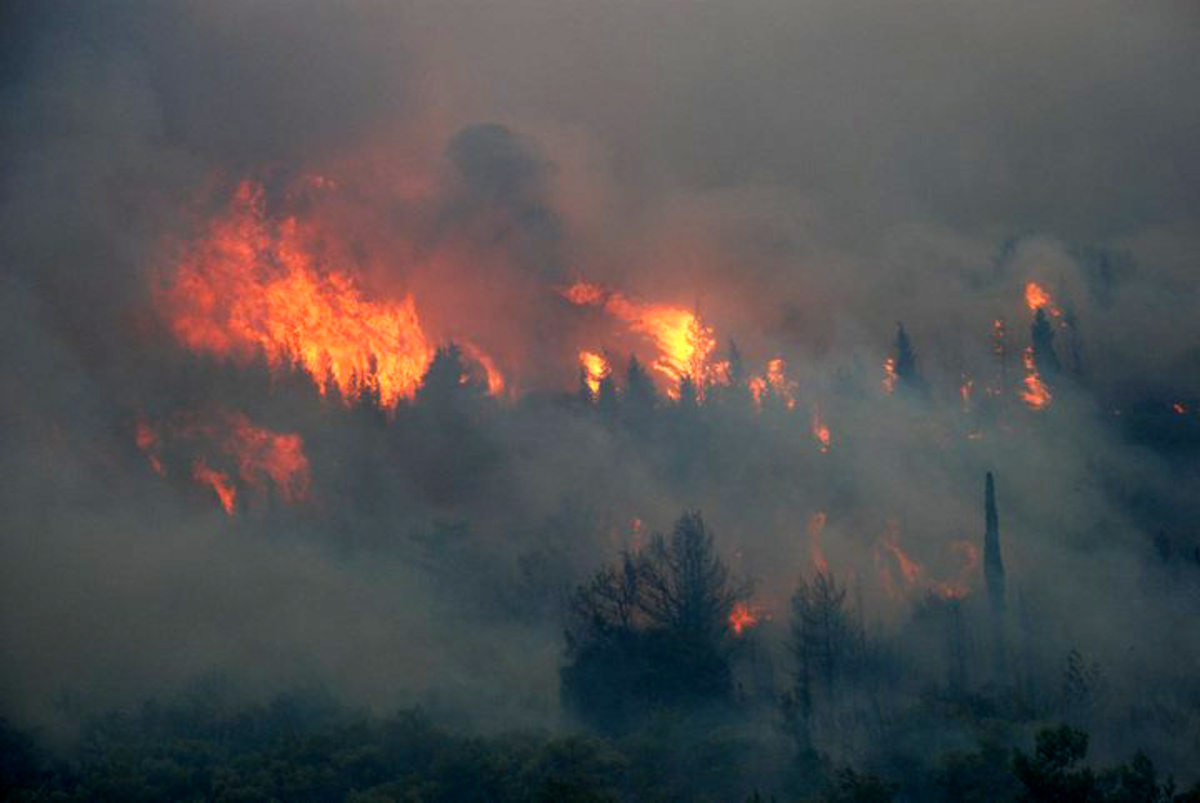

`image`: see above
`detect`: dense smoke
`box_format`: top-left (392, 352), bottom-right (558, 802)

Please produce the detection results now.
top-left (2, 0), bottom-right (1198, 783)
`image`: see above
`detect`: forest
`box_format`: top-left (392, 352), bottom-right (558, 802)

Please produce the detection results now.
top-left (3, 1), bottom-right (1200, 800)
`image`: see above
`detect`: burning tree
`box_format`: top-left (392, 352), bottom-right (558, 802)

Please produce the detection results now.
top-left (561, 511), bottom-right (749, 732)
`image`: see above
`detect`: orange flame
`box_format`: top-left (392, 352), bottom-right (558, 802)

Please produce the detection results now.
top-left (193, 459), bottom-right (237, 515)
top-left (460, 341), bottom-right (506, 397)
top-left (1020, 347), bottom-right (1052, 410)
top-left (811, 403), bottom-right (831, 452)
top-left (874, 524), bottom-right (983, 602)
top-left (729, 602), bottom-right (760, 636)
top-left (748, 375), bottom-right (767, 407)
top-left (767, 358), bottom-right (797, 409)
top-left (1024, 281), bottom-right (1062, 318)
top-left (563, 280), bottom-right (718, 398)
top-left (579, 350), bottom-right (610, 397)
top-left (748, 360), bottom-right (795, 410)
top-left (160, 181), bottom-right (440, 407)
top-left (136, 407), bottom-right (311, 514)
top-left (873, 521), bottom-right (922, 601)
top-left (222, 412), bottom-right (311, 504)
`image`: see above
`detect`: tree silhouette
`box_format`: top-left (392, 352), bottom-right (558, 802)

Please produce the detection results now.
top-left (1031, 309), bottom-right (1062, 378)
top-left (784, 571), bottom-right (859, 738)
top-left (892, 323), bottom-right (927, 394)
top-left (561, 511), bottom-right (747, 732)
top-left (416, 343), bottom-right (487, 410)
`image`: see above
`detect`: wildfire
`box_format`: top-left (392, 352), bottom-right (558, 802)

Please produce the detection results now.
top-left (747, 358), bottom-right (797, 410)
top-left (579, 350), bottom-right (610, 397)
top-left (135, 421), bottom-right (165, 476)
top-left (811, 403), bottom-right (831, 452)
top-left (748, 376), bottom-right (767, 406)
top-left (136, 408), bottom-right (311, 515)
top-left (460, 342), bottom-right (506, 397)
top-left (808, 511), bottom-right (829, 573)
top-left (728, 602), bottom-right (760, 636)
top-left (1020, 347), bottom-right (1052, 410)
top-left (929, 541), bottom-right (980, 600)
top-left (192, 459), bottom-right (237, 515)
top-left (161, 180), bottom-right (454, 407)
top-left (562, 280), bottom-right (719, 398)
top-left (768, 358), bottom-right (798, 409)
top-left (960, 376), bottom-right (974, 412)
top-left (882, 357), bottom-right (897, 395)
top-left (1024, 281), bottom-right (1062, 318)
top-left (874, 523), bottom-right (982, 602)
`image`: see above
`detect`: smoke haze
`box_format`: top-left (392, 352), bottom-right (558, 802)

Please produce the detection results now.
top-left (2, 0), bottom-right (1199, 781)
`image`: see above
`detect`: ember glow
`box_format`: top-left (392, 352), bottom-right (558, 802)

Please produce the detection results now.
top-left (811, 404), bottom-right (831, 452)
top-left (192, 459), bottom-right (237, 515)
top-left (882, 357), bottom-right (897, 395)
top-left (767, 358), bottom-right (797, 409)
top-left (929, 541), bottom-right (980, 600)
top-left (160, 181), bottom-right (437, 407)
top-left (748, 359), bottom-right (796, 409)
top-left (728, 602), bottom-right (760, 636)
top-left (135, 422), bottom-right (165, 476)
top-left (1020, 347), bottom-right (1052, 410)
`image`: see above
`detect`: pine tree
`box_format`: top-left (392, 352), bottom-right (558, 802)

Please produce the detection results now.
top-left (624, 354), bottom-right (657, 416)
top-left (1030, 309), bottom-right (1061, 378)
top-left (893, 323), bottom-right (927, 394)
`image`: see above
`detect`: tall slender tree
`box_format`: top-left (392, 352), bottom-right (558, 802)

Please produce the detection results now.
top-left (1030, 309), bottom-right (1061, 377)
top-left (984, 471), bottom-right (1008, 686)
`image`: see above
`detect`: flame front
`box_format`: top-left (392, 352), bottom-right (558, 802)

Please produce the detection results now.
top-left (160, 181), bottom-right (436, 407)
top-left (563, 281), bottom-right (719, 397)
top-left (1024, 281), bottom-right (1062, 318)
